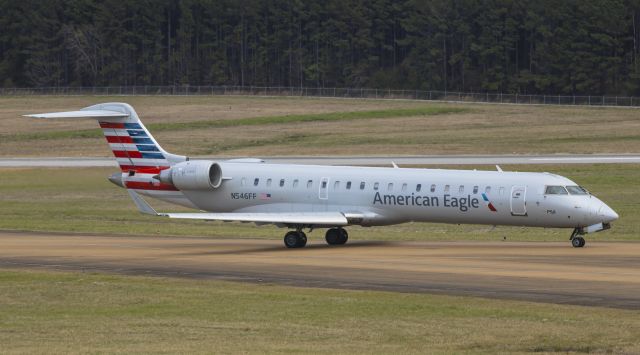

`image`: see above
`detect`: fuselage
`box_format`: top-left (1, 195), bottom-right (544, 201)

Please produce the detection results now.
top-left (139, 161), bottom-right (618, 229)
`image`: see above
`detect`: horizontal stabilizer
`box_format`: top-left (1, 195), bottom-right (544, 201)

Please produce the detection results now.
top-left (24, 110), bottom-right (129, 119)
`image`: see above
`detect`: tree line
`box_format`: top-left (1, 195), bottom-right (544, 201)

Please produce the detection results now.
top-left (1, 0), bottom-right (639, 95)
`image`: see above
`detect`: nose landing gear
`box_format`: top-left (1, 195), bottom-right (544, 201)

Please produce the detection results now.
top-left (570, 228), bottom-right (586, 248)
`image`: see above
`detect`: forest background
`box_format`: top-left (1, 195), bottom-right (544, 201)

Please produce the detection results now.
top-left (1, 0), bottom-right (640, 95)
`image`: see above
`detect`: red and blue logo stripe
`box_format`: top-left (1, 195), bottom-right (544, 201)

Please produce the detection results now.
top-left (481, 193), bottom-right (497, 212)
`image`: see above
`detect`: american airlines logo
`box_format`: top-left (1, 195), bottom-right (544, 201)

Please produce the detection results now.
top-left (373, 192), bottom-right (491, 212)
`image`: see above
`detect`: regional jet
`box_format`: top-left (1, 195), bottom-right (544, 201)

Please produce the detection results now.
top-left (27, 103), bottom-right (619, 248)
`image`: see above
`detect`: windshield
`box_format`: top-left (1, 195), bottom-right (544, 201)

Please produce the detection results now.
top-left (566, 185), bottom-right (589, 195)
top-left (545, 186), bottom-right (568, 195)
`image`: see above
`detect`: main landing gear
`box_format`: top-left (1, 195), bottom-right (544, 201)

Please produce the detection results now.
top-left (325, 227), bottom-right (348, 245)
top-left (570, 228), bottom-right (586, 248)
top-left (283, 227), bottom-right (349, 248)
top-left (284, 230), bottom-right (307, 248)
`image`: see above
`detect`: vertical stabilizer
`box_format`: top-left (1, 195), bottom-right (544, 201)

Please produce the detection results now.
top-left (86, 103), bottom-right (186, 172)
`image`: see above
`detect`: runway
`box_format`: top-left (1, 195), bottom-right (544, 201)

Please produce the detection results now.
top-left (1, 231), bottom-right (639, 309)
top-left (2, 154), bottom-right (640, 167)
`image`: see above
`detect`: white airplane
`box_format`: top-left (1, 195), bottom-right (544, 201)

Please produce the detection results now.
top-left (27, 103), bottom-right (618, 248)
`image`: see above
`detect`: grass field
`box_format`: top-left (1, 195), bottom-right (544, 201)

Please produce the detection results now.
top-left (1, 95), bottom-right (640, 156)
top-left (1, 96), bottom-right (639, 354)
top-left (0, 164), bottom-right (637, 242)
top-left (0, 268), bottom-right (639, 354)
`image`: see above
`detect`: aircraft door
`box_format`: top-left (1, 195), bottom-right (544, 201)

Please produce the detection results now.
top-left (510, 186), bottom-right (527, 216)
top-left (319, 177), bottom-right (329, 200)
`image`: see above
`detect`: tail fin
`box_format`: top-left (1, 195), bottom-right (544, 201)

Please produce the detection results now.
top-left (26, 102), bottom-right (186, 173)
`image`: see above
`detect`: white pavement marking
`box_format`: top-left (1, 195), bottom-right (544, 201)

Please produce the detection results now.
top-left (1, 155), bottom-right (640, 167)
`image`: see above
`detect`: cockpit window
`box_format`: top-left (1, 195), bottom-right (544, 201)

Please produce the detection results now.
top-left (566, 185), bottom-right (588, 195)
top-left (545, 186), bottom-right (568, 195)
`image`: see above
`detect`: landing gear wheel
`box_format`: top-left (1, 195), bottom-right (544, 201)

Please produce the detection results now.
top-left (571, 236), bottom-right (585, 248)
top-left (284, 231), bottom-right (307, 248)
top-left (337, 228), bottom-right (348, 245)
top-left (325, 228), bottom-right (348, 245)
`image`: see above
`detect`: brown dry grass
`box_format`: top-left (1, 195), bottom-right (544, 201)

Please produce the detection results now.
top-left (1, 95), bottom-right (639, 156)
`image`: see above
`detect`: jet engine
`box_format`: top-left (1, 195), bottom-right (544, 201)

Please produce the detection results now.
top-left (158, 160), bottom-right (222, 190)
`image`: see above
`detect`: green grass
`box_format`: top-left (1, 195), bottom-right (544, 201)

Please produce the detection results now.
top-left (0, 164), bottom-right (637, 242)
top-left (0, 268), bottom-right (638, 354)
top-left (2, 106), bottom-right (465, 142)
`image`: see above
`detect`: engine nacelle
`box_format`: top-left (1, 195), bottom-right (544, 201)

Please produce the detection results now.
top-left (159, 160), bottom-right (222, 190)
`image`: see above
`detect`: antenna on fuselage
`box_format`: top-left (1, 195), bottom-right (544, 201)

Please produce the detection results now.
top-left (496, 165), bottom-right (503, 172)
top-left (391, 161), bottom-right (399, 168)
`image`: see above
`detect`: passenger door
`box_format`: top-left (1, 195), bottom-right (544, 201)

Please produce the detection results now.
top-left (319, 177), bottom-right (329, 200)
top-left (510, 186), bottom-right (527, 216)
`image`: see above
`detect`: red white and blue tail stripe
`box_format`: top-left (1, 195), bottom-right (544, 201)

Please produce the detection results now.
top-left (25, 102), bottom-right (187, 193)
top-left (99, 121), bottom-right (169, 173)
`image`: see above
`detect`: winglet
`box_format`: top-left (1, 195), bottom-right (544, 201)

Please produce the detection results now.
top-left (496, 165), bottom-right (503, 172)
top-left (391, 161), bottom-right (399, 168)
top-left (127, 190), bottom-right (158, 215)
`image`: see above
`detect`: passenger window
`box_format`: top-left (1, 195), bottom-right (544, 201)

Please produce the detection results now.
top-left (279, 179), bottom-right (285, 187)
top-left (444, 185), bottom-right (450, 193)
top-left (254, 178), bottom-right (259, 186)
top-left (334, 181), bottom-right (340, 189)
top-left (459, 185), bottom-right (464, 193)
top-left (545, 186), bottom-right (569, 195)
top-left (241, 177), bottom-right (246, 186)
top-left (388, 183), bottom-right (394, 191)
top-left (346, 181), bottom-right (352, 190)
top-left (322, 181), bottom-right (327, 188)
top-left (374, 182), bottom-right (379, 191)
top-left (402, 183), bottom-right (407, 192)
top-left (307, 180), bottom-right (313, 188)
top-left (360, 182), bottom-right (365, 190)
top-left (473, 186), bottom-right (478, 194)
top-left (499, 187), bottom-right (505, 195)
top-left (416, 184), bottom-right (422, 192)
top-left (267, 178), bottom-right (272, 187)
top-left (485, 186), bottom-right (491, 194)
top-left (430, 184), bottom-right (436, 193)
top-left (293, 179), bottom-right (299, 188)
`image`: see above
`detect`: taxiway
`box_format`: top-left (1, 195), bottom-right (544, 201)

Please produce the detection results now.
top-left (1, 231), bottom-right (638, 309)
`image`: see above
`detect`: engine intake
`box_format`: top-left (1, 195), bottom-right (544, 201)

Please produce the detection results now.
top-left (159, 160), bottom-right (222, 190)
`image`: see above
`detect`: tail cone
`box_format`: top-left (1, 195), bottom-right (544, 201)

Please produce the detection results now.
top-left (108, 172), bottom-right (124, 188)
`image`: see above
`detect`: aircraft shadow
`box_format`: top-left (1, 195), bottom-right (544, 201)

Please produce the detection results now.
top-left (172, 240), bottom-right (395, 256)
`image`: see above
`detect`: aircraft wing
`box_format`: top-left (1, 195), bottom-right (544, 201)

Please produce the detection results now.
top-left (163, 212), bottom-right (348, 225)
top-left (127, 190), bottom-right (348, 226)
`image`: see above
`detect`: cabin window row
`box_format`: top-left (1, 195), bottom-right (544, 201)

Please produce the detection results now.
top-left (241, 178), bottom-right (505, 195)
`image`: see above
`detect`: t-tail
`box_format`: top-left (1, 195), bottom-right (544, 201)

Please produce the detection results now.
top-left (25, 102), bottom-right (187, 192)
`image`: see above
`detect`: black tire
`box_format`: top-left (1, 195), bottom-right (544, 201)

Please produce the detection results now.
top-left (284, 231), bottom-right (300, 248)
top-left (297, 232), bottom-right (307, 248)
top-left (571, 236), bottom-right (585, 248)
top-left (578, 237), bottom-right (586, 248)
top-left (337, 228), bottom-right (348, 245)
top-left (325, 228), bottom-right (341, 245)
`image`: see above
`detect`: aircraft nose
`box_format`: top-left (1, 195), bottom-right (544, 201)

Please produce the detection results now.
top-left (598, 204), bottom-right (619, 223)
